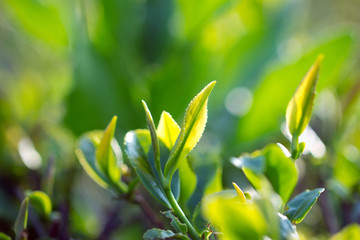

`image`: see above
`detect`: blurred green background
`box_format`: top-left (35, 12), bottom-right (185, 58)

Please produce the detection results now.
top-left (0, 0), bottom-right (360, 239)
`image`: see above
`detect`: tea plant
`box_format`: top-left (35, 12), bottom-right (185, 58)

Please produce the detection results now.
top-left (73, 56), bottom-right (327, 239)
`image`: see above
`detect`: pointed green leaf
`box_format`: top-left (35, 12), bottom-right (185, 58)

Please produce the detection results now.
top-left (143, 228), bottom-right (190, 240)
top-left (14, 198), bottom-right (29, 240)
top-left (156, 112), bottom-right (197, 205)
top-left (162, 210), bottom-right (188, 234)
top-left (142, 101), bottom-right (162, 177)
top-left (157, 111), bottom-right (181, 149)
top-left (286, 55), bottom-right (323, 137)
top-left (27, 191), bottom-right (52, 217)
top-left (96, 116), bottom-right (121, 184)
top-left (0, 232), bottom-right (11, 240)
top-left (232, 182), bottom-right (247, 203)
top-left (164, 81), bottom-right (216, 183)
top-left (232, 144), bottom-right (297, 203)
top-left (124, 130), bottom-right (170, 207)
top-left (284, 188), bottom-right (325, 224)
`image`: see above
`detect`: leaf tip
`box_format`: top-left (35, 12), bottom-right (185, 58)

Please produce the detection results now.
top-left (232, 182), bottom-right (247, 202)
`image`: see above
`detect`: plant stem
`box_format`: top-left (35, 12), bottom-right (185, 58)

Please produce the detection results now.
top-left (291, 133), bottom-right (298, 159)
top-left (164, 188), bottom-right (200, 240)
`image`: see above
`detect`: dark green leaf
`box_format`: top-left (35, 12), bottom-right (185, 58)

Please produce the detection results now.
top-left (143, 228), bottom-right (190, 240)
top-left (284, 188), bottom-right (325, 224)
top-left (124, 130), bottom-right (170, 207)
top-left (162, 210), bottom-right (187, 234)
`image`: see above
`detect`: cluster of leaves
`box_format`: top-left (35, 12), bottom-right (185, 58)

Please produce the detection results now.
top-left (70, 56), bottom-right (342, 240)
top-left (2, 54), bottom-right (360, 239)
top-left (0, 191), bottom-right (51, 240)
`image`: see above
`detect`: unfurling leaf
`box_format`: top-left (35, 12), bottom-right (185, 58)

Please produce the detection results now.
top-left (164, 81), bottom-right (216, 184)
top-left (96, 116), bottom-right (121, 184)
top-left (142, 101), bottom-right (162, 177)
top-left (286, 55), bottom-right (323, 137)
top-left (157, 111), bottom-right (180, 149)
top-left (284, 188), bottom-right (325, 224)
top-left (76, 131), bottom-right (111, 189)
top-left (76, 117), bottom-right (127, 193)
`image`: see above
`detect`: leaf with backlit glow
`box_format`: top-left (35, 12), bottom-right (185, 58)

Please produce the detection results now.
top-left (286, 56), bottom-right (323, 137)
top-left (164, 81), bottom-right (216, 183)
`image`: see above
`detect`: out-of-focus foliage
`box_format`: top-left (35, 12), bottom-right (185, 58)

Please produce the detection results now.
top-left (0, 0), bottom-right (360, 239)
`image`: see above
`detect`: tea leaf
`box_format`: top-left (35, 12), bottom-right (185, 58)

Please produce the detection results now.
top-left (76, 131), bottom-right (111, 189)
top-left (96, 116), bottom-right (121, 184)
top-left (124, 130), bottom-right (170, 207)
top-left (142, 101), bottom-right (162, 178)
top-left (27, 191), bottom-right (52, 217)
top-left (232, 182), bottom-right (246, 203)
top-left (278, 213), bottom-right (298, 240)
top-left (232, 144), bottom-right (297, 203)
top-left (202, 191), bottom-right (266, 240)
top-left (157, 111), bottom-right (180, 149)
top-left (162, 210), bottom-right (188, 234)
top-left (284, 188), bottom-right (325, 224)
top-left (286, 55), bottom-right (323, 137)
top-left (164, 81), bottom-right (216, 184)
top-left (14, 198), bottom-right (29, 240)
top-left (0, 232), bottom-right (11, 240)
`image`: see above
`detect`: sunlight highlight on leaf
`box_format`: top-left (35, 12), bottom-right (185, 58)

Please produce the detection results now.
top-left (286, 55), bottom-right (323, 137)
top-left (164, 81), bottom-right (216, 183)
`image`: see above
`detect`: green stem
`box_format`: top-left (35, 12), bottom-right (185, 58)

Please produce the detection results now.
top-left (164, 188), bottom-right (200, 240)
top-left (291, 133), bottom-right (298, 159)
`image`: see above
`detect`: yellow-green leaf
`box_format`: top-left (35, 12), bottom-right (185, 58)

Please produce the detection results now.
top-left (157, 111), bottom-right (180, 149)
top-left (232, 182), bottom-right (247, 203)
top-left (0, 232), bottom-right (11, 240)
top-left (286, 55), bottom-right (323, 137)
top-left (164, 81), bottom-right (216, 183)
top-left (202, 191), bottom-right (266, 240)
top-left (96, 116), bottom-right (121, 184)
top-left (27, 191), bottom-right (52, 217)
top-left (330, 224), bottom-right (360, 240)
top-left (142, 101), bottom-right (162, 176)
